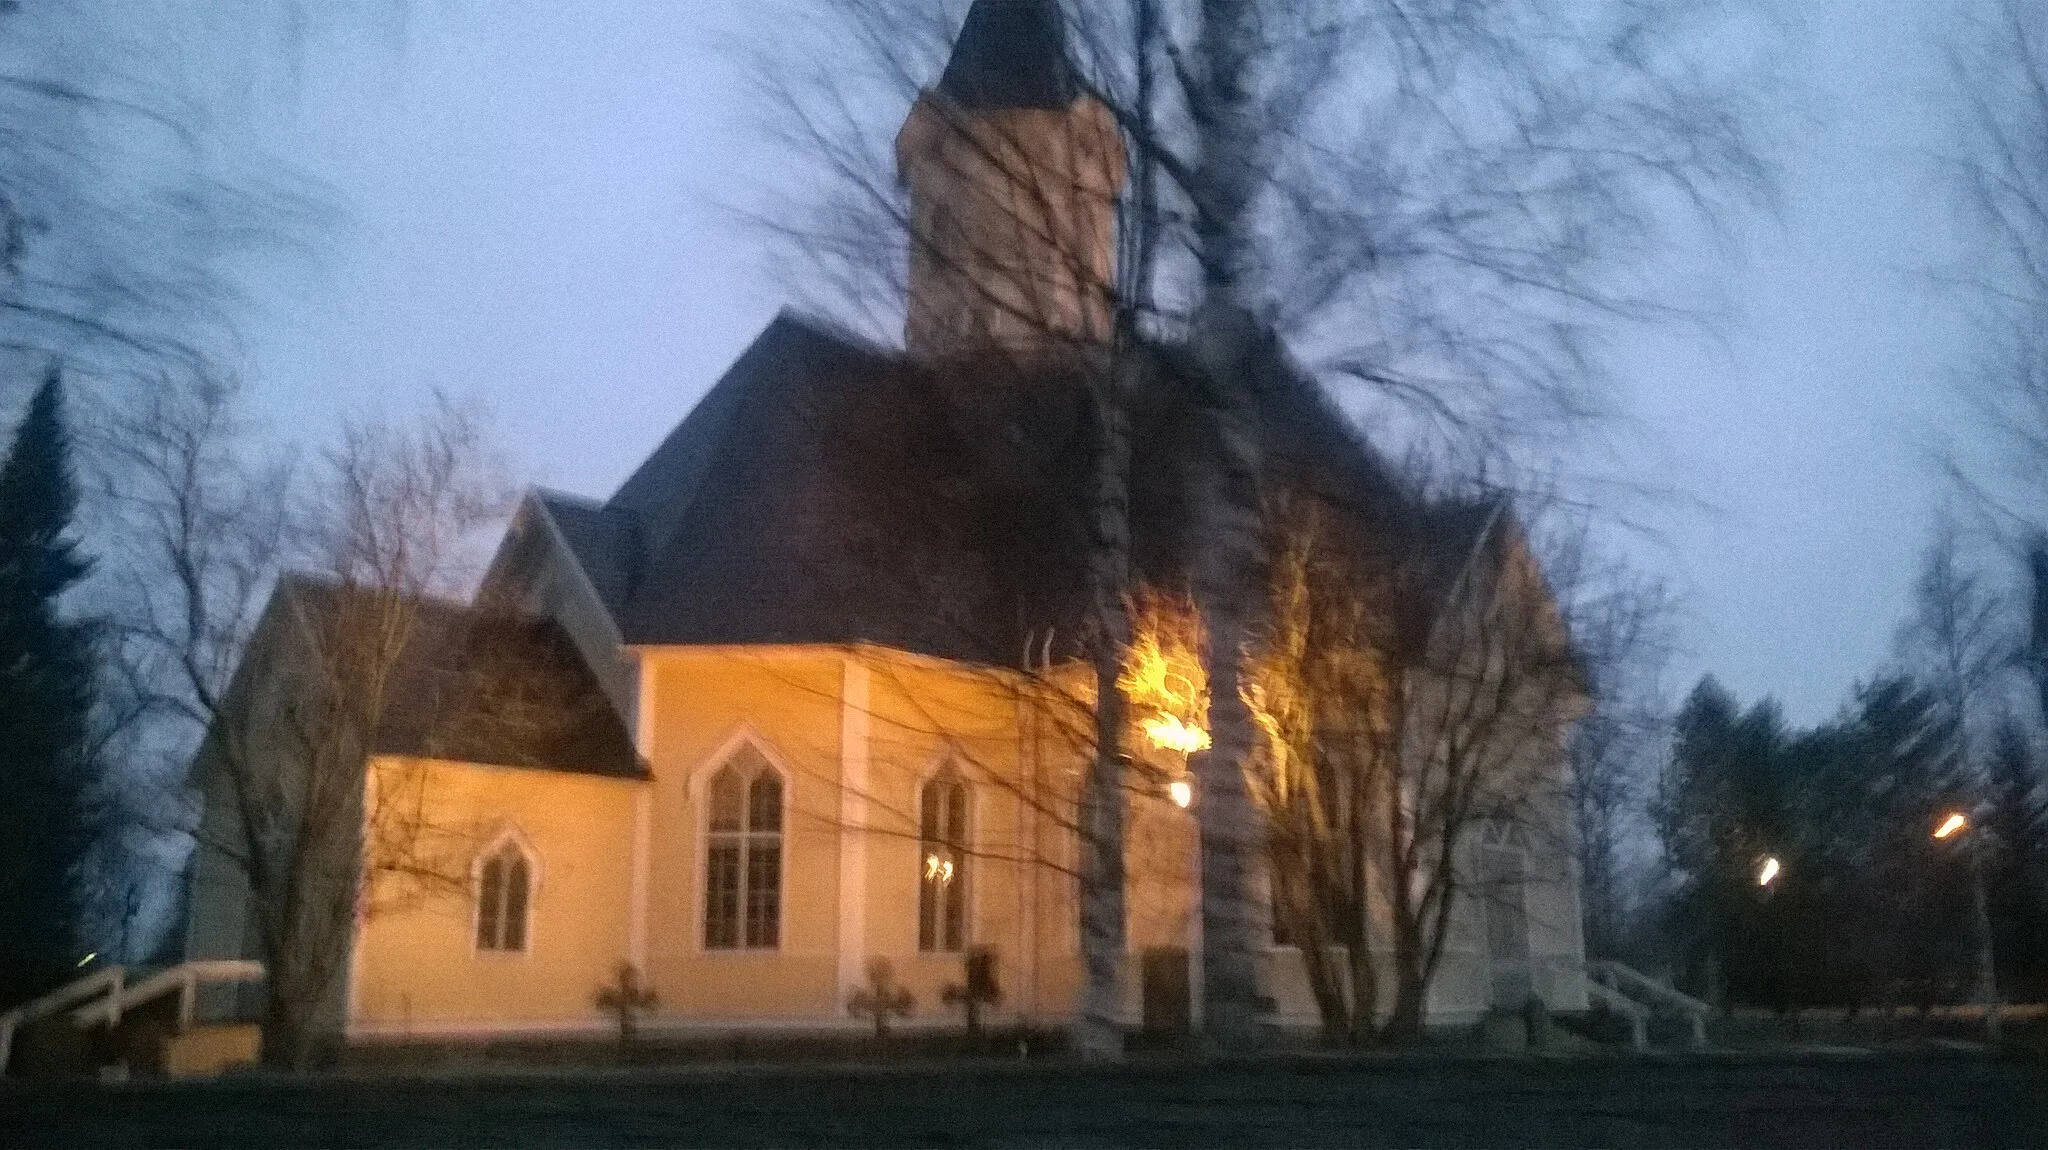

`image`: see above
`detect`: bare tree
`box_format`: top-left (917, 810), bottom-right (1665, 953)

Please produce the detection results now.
top-left (765, 0), bottom-right (1769, 461)
top-left (1895, 515), bottom-right (2015, 748)
top-left (1564, 551), bottom-right (1677, 961)
top-left (1942, 0), bottom-right (2048, 530)
top-left (98, 380), bottom-right (519, 1068)
top-left (1249, 486), bottom-right (1589, 1041)
top-left (761, 0), bottom-right (1768, 1049)
top-left (1246, 494), bottom-right (1394, 1043)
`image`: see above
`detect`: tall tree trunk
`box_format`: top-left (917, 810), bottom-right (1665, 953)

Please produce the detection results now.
top-left (259, 929), bottom-right (326, 1071)
top-left (1274, 859), bottom-right (1349, 1043)
top-left (1191, 308), bottom-right (1265, 1049)
top-left (1072, 0), bottom-right (1178, 1056)
top-left (1296, 933), bottom-right (1349, 1046)
top-left (1345, 750), bottom-right (1380, 1044)
top-left (261, 985), bottom-right (314, 1071)
top-left (1076, 345), bottom-right (1138, 1061)
top-left (1187, 0), bottom-right (1269, 1054)
top-left (1379, 720), bottom-right (1428, 1042)
top-left (1347, 934), bottom-right (1380, 1045)
top-left (1384, 933), bottom-right (1428, 1041)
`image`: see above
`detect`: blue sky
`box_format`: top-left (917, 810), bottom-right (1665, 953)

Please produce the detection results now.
top-left (182, 0), bottom-right (1987, 724)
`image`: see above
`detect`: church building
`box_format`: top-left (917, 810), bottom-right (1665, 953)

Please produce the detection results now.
top-left (186, 0), bottom-right (1588, 1047)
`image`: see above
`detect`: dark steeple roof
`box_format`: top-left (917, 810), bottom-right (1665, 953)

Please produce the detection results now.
top-left (938, 0), bottom-right (1078, 109)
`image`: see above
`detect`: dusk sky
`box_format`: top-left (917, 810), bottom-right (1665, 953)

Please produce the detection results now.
top-left (135, 0), bottom-right (1991, 725)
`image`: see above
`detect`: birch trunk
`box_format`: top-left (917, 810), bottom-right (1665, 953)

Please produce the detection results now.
top-left (1076, 345), bottom-right (1138, 1060)
top-left (1187, 0), bottom-right (1269, 1052)
top-left (1191, 310), bottom-right (1265, 1049)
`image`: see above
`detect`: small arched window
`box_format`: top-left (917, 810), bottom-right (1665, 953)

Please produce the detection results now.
top-left (704, 745), bottom-right (783, 951)
top-left (476, 837), bottom-right (533, 954)
top-left (919, 773), bottom-right (968, 952)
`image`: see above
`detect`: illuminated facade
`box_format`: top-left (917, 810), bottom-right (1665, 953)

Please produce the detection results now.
top-left (185, 0), bottom-right (1586, 1047)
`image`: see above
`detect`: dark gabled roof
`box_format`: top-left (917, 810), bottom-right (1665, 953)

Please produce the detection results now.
top-left (603, 314), bottom-right (1099, 661)
top-left (939, 0), bottom-right (1078, 110)
top-left (533, 490), bottom-right (639, 617)
top-left (281, 579), bottom-right (644, 780)
top-left (526, 309), bottom-right (1500, 672)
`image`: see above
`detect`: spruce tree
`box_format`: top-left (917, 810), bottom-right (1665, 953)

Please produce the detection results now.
top-left (0, 368), bottom-right (96, 1008)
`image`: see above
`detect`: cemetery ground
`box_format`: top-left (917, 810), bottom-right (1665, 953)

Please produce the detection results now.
top-left (3, 1041), bottom-right (2047, 1148)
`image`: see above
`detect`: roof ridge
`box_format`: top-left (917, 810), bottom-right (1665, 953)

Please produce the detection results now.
top-left (533, 486), bottom-right (608, 510)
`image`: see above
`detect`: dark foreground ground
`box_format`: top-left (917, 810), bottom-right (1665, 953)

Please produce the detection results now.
top-left (3, 1050), bottom-right (2046, 1148)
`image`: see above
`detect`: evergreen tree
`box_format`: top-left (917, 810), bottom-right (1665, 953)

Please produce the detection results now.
top-left (1985, 719), bottom-right (2048, 996)
top-left (1818, 679), bottom-right (1968, 1009)
top-left (1657, 677), bottom-right (1793, 1002)
top-left (0, 368), bottom-right (96, 1008)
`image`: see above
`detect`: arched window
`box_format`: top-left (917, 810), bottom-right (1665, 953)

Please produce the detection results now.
top-left (704, 745), bottom-right (783, 950)
top-left (1480, 821), bottom-right (1532, 1008)
top-left (919, 773), bottom-right (968, 952)
top-left (475, 836), bottom-right (534, 953)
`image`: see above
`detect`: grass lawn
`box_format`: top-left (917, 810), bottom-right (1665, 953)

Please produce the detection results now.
top-left (3, 1049), bottom-right (2045, 1148)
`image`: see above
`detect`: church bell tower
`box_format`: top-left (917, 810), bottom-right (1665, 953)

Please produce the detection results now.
top-left (896, 0), bottom-right (1128, 360)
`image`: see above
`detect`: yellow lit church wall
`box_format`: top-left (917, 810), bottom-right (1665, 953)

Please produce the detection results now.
top-left (630, 643), bottom-right (1109, 1028)
top-left (636, 647), bottom-right (847, 1019)
top-left (339, 635), bottom-right (1560, 1039)
top-left (859, 650), bottom-right (1059, 1021)
top-left (347, 757), bottom-right (640, 1038)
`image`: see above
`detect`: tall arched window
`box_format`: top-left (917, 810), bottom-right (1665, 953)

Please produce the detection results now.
top-left (704, 746), bottom-right (783, 950)
top-left (919, 773), bottom-right (968, 952)
top-left (475, 836), bottom-right (533, 953)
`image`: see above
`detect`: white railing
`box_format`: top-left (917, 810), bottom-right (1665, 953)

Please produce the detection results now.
top-left (3, 960), bottom-right (265, 1076)
top-left (67, 960), bottom-right (265, 1033)
top-left (1585, 977), bottom-right (1650, 1051)
top-left (1587, 960), bottom-right (1710, 1050)
top-left (1, 966), bottom-right (125, 1075)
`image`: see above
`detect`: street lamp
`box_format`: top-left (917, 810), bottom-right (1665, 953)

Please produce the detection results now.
top-left (1933, 809), bottom-right (2001, 1045)
top-left (1757, 856), bottom-right (1781, 888)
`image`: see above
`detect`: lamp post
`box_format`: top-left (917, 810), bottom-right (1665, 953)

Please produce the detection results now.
top-left (1933, 811), bottom-right (2000, 1046)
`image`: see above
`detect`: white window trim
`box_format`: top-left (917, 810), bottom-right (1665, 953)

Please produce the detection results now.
top-left (690, 727), bottom-right (793, 955)
top-left (471, 826), bottom-right (541, 960)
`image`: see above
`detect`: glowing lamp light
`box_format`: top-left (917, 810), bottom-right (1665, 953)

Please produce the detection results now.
top-left (924, 854), bottom-right (955, 884)
top-left (75, 953), bottom-right (96, 968)
top-left (1934, 812), bottom-right (1968, 840)
top-left (1757, 857), bottom-right (1781, 887)
top-left (1143, 715), bottom-right (1211, 754)
top-left (1168, 779), bottom-right (1194, 809)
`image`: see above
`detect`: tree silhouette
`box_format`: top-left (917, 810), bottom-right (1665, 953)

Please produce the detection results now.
top-left (0, 368), bottom-right (96, 1008)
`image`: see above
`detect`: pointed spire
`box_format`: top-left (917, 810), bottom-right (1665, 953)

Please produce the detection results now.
top-left (938, 0), bottom-right (1077, 109)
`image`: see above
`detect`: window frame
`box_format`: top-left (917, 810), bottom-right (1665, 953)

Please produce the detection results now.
top-left (695, 733), bottom-right (790, 955)
top-left (471, 829), bottom-right (539, 958)
top-left (917, 767), bottom-right (971, 954)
